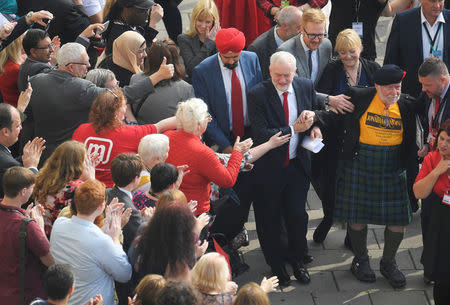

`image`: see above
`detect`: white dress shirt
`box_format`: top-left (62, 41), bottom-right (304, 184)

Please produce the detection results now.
top-left (218, 54), bottom-right (248, 131)
top-left (299, 35), bottom-right (318, 82)
top-left (273, 27), bottom-right (285, 48)
top-left (421, 8), bottom-right (445, 61)
top-left (276, 84), bottom-right (299, 159)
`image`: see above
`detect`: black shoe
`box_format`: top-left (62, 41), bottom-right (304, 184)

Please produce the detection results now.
top-left (380, 259), bottom-right (406, 288)
top-left (272, 265), bottom-right (291, 287)
top-left (351, 256), bottom-right (376, 283)
top-left (291, 261), bottom-right (311, 284)
top-left (303, 254), bottom-right (314, 264)
top-left (313, 218), bottom-right (332, 243)
top-left (230, 227), bottom-right (249, 250)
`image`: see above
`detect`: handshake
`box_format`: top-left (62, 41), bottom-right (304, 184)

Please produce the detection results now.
top-left (293, 110), bottom-right (315, 133)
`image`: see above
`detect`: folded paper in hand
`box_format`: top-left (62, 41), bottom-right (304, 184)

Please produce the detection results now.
top-left (301, 137), bottom-right (324, 153)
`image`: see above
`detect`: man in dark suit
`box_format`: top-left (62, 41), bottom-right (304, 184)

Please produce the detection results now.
top-left (0, 104), bottom-right (45, 197)
top-left (192, 28), bottom-right (262, 244)
top-left (248, 51), bottom-right (322, 286)
top-left (106, 153), bottom-right (152, 305)
top-left (384, 0), bottom-right (450, 98)
top-left (248, 5), bottom-right (303, 80)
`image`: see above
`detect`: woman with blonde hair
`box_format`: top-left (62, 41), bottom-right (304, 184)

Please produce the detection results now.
top-left (177, 0), bottom-right (220, 82)
top-left (130, 274), bottom-right (166, 305)
top-left (157, 189), bottom-right (187, 210)
top-left (0, 35), bottom-right (25, 107)
top-left (34, 140), bottom-right (97, 236)
top-left (192, 252), bottom-right (278, 305)
top-left (232, 283), bottom-right (269, 305)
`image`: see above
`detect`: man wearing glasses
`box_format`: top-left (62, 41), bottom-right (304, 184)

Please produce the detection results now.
top-left (104, 0), bottom-right (163, 55)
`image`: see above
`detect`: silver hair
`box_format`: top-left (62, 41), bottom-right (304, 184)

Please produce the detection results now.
top-left (56, 42), bottom-right (86, 67)
top-left (176, 98), bottom-right (209, 134)
top-left (85, 69), bottom-right (116, 88)
top-left (270, 51), bottom-right (297, 70)
top-left (138, 134), bottom-right (170, 164)
top-left (277, 6), bottom-right (302, 25)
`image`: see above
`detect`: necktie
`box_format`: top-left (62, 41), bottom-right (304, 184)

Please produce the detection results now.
top-left (283, 91), bottom-right (290, 168)
top-left (307, 50), bottom-right (313, 77)
top-left (231, 68), bottom-right (244, 138)
top-left (431, 96), bottom-right (441, 132)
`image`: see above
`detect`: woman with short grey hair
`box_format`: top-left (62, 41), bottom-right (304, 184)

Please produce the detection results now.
top-left (85, 68), bottom-right (119, 89)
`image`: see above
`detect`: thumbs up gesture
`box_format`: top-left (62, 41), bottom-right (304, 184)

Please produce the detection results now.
top-left (157, 56), bottom-right (174, 80)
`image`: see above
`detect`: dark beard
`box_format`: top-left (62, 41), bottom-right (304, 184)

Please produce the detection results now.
top-left (224, 62), bottom-right (238, 70)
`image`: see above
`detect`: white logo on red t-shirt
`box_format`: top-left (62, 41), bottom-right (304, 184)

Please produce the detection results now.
top-left (84, 137), bottom-right (113, 165)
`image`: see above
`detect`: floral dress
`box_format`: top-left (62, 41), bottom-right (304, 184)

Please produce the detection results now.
top-left (37, 179), bottom-right (83, 237)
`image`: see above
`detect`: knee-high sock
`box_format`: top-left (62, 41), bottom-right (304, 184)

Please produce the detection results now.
top-left (348, 226), bottom-right (368, 258)
top-left (382, 227), bottom-right (404, 262)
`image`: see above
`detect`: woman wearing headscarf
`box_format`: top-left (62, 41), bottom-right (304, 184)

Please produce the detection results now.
top-left (98, 30), bottom-right (147, 87)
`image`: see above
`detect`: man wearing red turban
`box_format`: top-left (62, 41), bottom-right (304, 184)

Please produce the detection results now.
top-left (191, 28), bottom-right (262, 249)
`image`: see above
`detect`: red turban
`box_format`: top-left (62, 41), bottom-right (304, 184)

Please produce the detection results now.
top-left (215, 28), bottom-right (246, 54)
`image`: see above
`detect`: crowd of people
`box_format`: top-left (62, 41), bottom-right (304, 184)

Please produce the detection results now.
top-left (0, 0), bottom-right (450, 305)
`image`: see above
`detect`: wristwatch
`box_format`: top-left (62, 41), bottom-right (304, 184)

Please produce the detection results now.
top-left (26, 11), bottom-right (35, 25)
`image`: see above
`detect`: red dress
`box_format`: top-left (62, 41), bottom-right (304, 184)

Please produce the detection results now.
top-left (165, 129), bottom-right (243, 215)
top-left (0, 60), bottom-right (20, 107)
top-left (415, 150), bottom-right (450, 197)
top-left (73, 123), bottom-right (157, 187)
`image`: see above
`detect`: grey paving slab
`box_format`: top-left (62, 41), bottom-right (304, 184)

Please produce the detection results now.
top-left (313, 292), bottom-right (372, 305)
top-left (334, 270), bottom-right (393, 292)
top-left (369, 290), bottom-right (430, 305)
top-left (409, 247), bottom-right (424, 270)
top-left (269, 290), bottom-right (314, 305)
top-left (307, 190), bottom-right (322, 210)
top-left (307, 209), bottom-right (324, 229)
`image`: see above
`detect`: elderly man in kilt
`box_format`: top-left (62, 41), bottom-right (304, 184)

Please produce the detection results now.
top-left (315, 65), bottom-right (422, 288)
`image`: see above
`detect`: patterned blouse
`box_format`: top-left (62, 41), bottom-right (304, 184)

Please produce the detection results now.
top-left (197, 291), bottom-right (234, 305)
top-left (132, 190), bottom-right (157, 210)
top-left (37, 179), bottom-right (83, 237)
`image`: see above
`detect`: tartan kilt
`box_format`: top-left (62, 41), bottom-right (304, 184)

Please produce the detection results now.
top-left (334, 143), bottom-right (412, 225)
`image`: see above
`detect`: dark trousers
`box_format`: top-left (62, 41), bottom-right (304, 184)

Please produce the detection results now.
top-left (253, 158), bottom-right (309, 268)
top-left (154, 0), bottom-right (182, 43)
top-left (434, 282), bottom-right (450, 305)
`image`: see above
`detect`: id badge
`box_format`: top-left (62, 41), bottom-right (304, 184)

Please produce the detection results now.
top-left (433, 50), bottom-right (442, 58)
top-left (280, 0), bottom-right (290, 8)
top-left (442, 190), bottom-right (450, 206)
top-left (352, 22), bottom-right (363, 37)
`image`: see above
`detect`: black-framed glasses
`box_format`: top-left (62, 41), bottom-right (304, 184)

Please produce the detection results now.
top-left (303, 28), bottom-right (326, 40)
top-left (34, 42), bottom-right (55, 50)
top-left (106, 88), bottom-right (119, 101)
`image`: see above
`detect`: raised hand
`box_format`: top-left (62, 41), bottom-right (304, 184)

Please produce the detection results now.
top-left (22, 137), bottom-right (46, 168)
top-left (233, 137), bottom-right (253, 154)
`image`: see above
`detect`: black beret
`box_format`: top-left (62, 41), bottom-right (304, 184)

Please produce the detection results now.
top-left (373, 64), bottom-right (406, 85)
top-left (118, 0), bottom-right (155, 8)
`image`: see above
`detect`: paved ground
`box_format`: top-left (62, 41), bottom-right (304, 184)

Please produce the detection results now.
top-left (155, 2), bottom-right (432, 304)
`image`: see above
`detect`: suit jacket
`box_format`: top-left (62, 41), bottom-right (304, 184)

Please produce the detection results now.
top-left (17, 59), bottom-right (52, 92)
top-left (247, 77), bottom-right (319, 184)
top-left (417, 90), bottom-right (450, 139)
top-left (277, 34), bottom-right (332, 86)
top-left (0, 144), bottom-right (38, 197)
top-left (384, 8), bottom-right (450, 97)
top-left (192, 51), bottom-right (263, 151)
top-left (106, 186), bottom-right (142, 253)
top-left (177, 34), bottom-right (217, 82)
top-left (247, 27), bottom-right (278, 80)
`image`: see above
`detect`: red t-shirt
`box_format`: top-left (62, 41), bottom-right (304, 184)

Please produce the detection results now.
top-left (415, 150), bottom-right (450, 197)
top-left (0, 203), bottom-right (50, 304)
top-left (0, 60), bottom-right (20, 107)
top-left (73, 123), bottom-right (157, 187)
top-left (165, 129), bottom-right (243, 215)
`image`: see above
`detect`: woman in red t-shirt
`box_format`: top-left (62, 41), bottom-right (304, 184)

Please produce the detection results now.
top-left (413, 120), bottom-right (450, 305)
top-left (73, 88), bottom-right (176, 187)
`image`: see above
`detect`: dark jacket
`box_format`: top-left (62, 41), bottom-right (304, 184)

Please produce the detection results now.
top-left (17, 59), bottom-right (52, 92)
top-left (316, 57), bottom-right (380, 95)
top-left (316, 86), bottom-right (424, 211)
top-left (247, 27), bottom-right (277, 80)
top-left (98, 54), bottom-right (133, 87)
